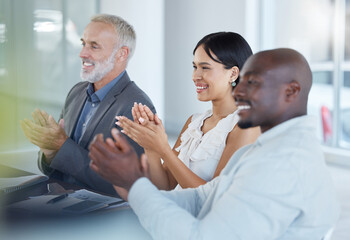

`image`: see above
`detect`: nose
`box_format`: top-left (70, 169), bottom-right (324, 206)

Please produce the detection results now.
top-left (79, 45), bottom-right (90, 59)
top-left (192, 69), bottom-right (202, 82)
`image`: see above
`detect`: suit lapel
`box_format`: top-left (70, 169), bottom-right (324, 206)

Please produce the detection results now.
top-left (66, 85), bottom-right (88, 137)
top-left (79, 73), bottom-right (131, 147)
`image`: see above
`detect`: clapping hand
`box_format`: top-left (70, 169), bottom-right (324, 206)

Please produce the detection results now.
top-left (89, 128), bottom-right (150, 195)
top-left (20, 109), bottom-right (68, 163)
top-left (115, 103), bottom-right (171, 157)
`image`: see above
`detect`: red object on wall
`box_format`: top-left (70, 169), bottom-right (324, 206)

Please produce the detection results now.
top-left (321, 105), bottom-right (332, 144)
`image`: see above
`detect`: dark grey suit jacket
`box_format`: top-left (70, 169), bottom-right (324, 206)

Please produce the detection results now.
top-left (38, 72), bottom-right (156, 196)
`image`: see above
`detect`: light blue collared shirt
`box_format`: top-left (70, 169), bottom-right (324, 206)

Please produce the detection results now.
top-left (128, 115), bottom-right (340, 240)
top-left (73, 71), bottom-right (126, 143)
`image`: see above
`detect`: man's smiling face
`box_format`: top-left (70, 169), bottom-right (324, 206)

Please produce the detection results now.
top-left (233, 53), bottom-right (289, 133)
top-left (79, 21), bottom-right (118, 83)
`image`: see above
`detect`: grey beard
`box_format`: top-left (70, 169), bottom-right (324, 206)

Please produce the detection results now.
top-left (80, 48), bottom-right (118, 83)
top-left (80, 61), bottom-right (114, 83)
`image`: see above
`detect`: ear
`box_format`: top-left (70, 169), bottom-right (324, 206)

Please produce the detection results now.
top-left (116, 46), bottom-right (129, 62)
top-left (230, 66), bottom-right (240, 81)
top-left (285, 80), bottom-right (301, 102)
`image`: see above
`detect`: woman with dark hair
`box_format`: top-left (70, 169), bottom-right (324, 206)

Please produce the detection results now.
top-left (116, 32), bottom-right (260, 190)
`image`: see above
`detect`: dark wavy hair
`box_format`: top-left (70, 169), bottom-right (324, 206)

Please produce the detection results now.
top-left (193, 32), bottom-right (253, 86)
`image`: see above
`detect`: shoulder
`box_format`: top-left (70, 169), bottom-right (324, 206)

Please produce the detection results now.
top-left (70, 81), bottom-right (88, 91)
top-left (63, 81), bottom-right (88, 104)
top-left (184, 115), bottom-right (194, 128)
top-left (108, 74), bottom-right (156, 113)
top-left (116, 76), bottom-right (155, 108)
top-left (68, 81), bottom-right (88, 95)
top-left (177, 115), bottom-right (195, 136)
top-left (227, 126), bottom-right (261, 145)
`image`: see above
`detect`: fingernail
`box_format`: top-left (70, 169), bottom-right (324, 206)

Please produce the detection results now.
top-left (139, 117), bottom-right (144, 123)
top-left (112, 128), bottom-right (119, 135)
top-left (115, 116), bottom-right (120, 120)
top-left (115, 121), bottom-right (120, 126)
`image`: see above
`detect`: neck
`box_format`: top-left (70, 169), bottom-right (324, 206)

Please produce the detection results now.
top-left (93, 68), bottom-right (125, 91)
top-left (260, 111), bottom-right (306, 133)
top-left (211, 97), bottom-right (237, 119)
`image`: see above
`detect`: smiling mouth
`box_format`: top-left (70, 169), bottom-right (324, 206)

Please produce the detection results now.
top-left (82, 60), bottom-right (95, 70)
top-left (237, 105), bottom-right (251, 110)
top-left (196, 84), bottom-right (209, 94)
top-left (235, 99), bottom-right (251, 114)
top-left (196, 86), bottom-right (208, 90)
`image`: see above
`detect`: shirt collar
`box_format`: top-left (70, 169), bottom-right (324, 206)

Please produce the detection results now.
top-left (86, 70), bottom-right (126, 103)
top-left (255, 115), bottom-right (317, 146)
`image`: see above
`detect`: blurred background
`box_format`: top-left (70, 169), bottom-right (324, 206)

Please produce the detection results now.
top-left (0, 0), bottom-right (349, 165)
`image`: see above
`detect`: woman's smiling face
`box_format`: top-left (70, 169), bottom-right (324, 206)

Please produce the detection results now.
top-left (192, 45), bottom-right (234, 103)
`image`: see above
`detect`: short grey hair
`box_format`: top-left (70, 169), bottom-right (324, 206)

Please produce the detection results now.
top-left (91, 14), bottom-right (136, 61)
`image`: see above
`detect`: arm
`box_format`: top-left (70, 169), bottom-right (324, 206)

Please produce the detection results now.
top-left (117, 114), bottom-right (210, 189)
top-left (158, 116), bottom-right (209, 189)
top-left (89, 128), bottom-right (300, 240)
top-left (144, 149), bottom-right (171, 190)
top-left (24, 110), bottom-right (119, 195)
top-left (128, 154), bottom-right (301, 240)
top-left (212, 125), bottom-right (261, 178)
top-left (89, 128), bottom-right (211, 211)
top-left (170, 122), bottom-right (260, 187)
top-left (127, 103), bottom-right (173, 189)
top-left (49, 137), bottom-right (116, 194)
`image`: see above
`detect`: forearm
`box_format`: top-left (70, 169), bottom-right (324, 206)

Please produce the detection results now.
top-left (49, 138), bottom-right (116, 195)
top-left (146, 150), bottom-right (170, 190)
top-left (128, 178), bottom-right (204, 240)
top-left (160, 148), bottom-right (207, 189)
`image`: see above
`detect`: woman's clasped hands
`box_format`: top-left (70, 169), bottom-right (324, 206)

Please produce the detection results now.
top-left (115, 103), bottom-right (171, 157)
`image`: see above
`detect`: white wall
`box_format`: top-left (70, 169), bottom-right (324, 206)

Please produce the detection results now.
top-left (100, 0), bottom-right (249, 137)
top-left (164, 0), bottom-right (247, 135)
top-left (100, 0), bottom-right (165, 119)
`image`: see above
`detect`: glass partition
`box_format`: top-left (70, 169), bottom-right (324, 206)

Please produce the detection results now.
top-left (0, 0), bottom-right (98, 152)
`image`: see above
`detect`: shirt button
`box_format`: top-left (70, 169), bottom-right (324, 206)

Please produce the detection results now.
top-left (83, 123), bottom-right (86, 127)
top-left (92, 103), bottom-right (95, 107)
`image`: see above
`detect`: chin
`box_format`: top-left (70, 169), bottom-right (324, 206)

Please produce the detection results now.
top-left (197, 95), bottom-right (211, 102)
top-left (237, 120), bottom-right (253, 129)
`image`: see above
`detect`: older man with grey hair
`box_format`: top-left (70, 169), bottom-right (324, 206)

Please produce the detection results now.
top-left (21, 14), bottom-right (156, 196)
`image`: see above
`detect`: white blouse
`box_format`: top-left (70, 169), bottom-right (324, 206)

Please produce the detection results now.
top-left (174, 109), bottom-right (239, 189)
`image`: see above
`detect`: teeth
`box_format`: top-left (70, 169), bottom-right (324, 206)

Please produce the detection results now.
top-left (237, 105), bottom-right (250, 110)
top-left (83, 62), bottom-right (93, 66)
top-left (196, 86), bottom-right (208, 90)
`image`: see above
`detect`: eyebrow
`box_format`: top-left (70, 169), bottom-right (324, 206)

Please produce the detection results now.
top-left (192, 61), bottom-right (211, 66)
top-left (80, 38), bottom-right (99, 46)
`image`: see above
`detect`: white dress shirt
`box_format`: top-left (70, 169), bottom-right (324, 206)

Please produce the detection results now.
top-left (128, 115), bottom-right (340, 240)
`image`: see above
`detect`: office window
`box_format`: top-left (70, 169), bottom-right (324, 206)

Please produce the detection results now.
top-left (342, 1), bottom-right (350, 147)
top-left (0, 0), bottom-right (98, 152)
top-left (261, 0), bottom-right (350, 150)
top-left (345, 0), bottom-right (350, 61)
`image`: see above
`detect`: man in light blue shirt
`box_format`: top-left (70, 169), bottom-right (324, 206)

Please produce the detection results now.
top-left (89, 48), bottom-right (340, 239)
